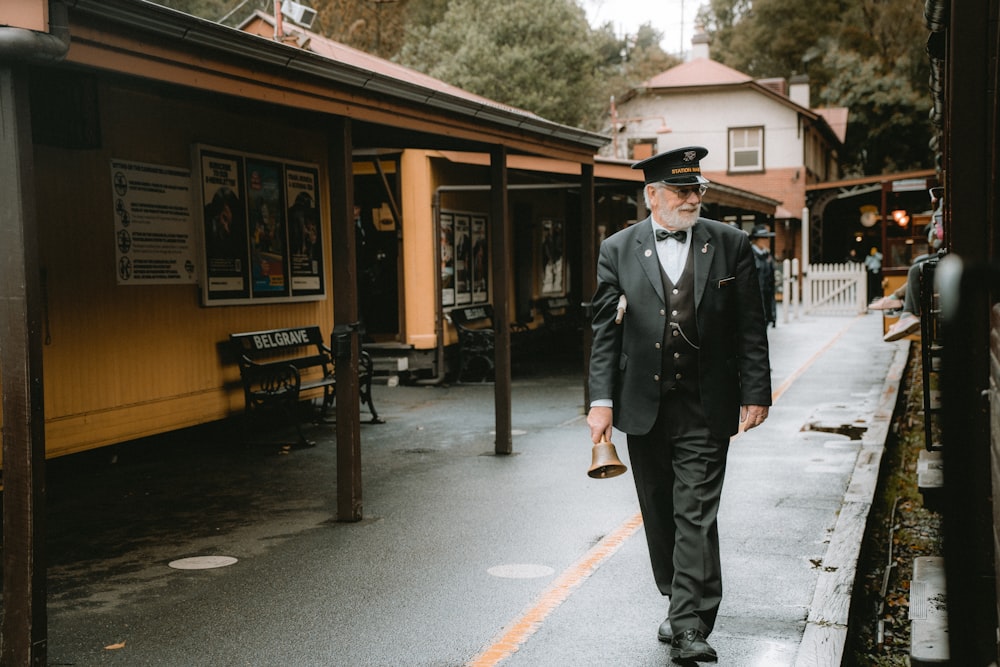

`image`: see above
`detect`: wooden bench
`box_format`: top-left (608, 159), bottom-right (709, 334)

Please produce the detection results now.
top-left (536, 296), bottom-right (581, 337)
top-left (230, 326), bottom-right (381, 446)
top-left (448, 304), bottom-right (529, 382)
top-left (535, 296), bottom-right (583, 353)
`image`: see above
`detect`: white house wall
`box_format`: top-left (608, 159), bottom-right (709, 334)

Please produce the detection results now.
top-left (620, 89), bottom-right (804, 170)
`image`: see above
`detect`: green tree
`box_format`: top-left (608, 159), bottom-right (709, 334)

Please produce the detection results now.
top-left (819, 50), bottom-right (931, 175)
top-left (589, 21), bottom-right (681, 131)
top-left (312, 0), bottom-right (411, 59)
top-left (698, 0), bottom-right (933, 175)
top-left (396, 0), bottom-right (600, 128)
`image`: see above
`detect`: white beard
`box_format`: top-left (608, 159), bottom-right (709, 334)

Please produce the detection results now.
top-left (656, 205), bottom-right (700, 231)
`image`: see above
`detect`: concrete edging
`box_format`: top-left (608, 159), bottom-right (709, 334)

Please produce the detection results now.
top-left (794, 341), bottom-right (911, 666)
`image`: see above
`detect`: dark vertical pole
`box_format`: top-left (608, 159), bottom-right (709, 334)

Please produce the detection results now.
top-left (580, 163), bottom-right (596, 410)
top-left (328, 117), bottom-right (363, 521)
top-left (0, 65), bottom-right (48, 666)
top-left (490, 146), bottom-right (512, 455)
top-left (942, 0), bottom-right (996, 663)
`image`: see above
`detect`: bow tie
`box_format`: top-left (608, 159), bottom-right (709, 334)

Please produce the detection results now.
top-left (655, 228), bottom-right (687, 243)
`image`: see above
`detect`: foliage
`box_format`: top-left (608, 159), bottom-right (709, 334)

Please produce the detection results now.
top-left (819, 50), bottom-right (932, 176)
top-left (395, 0), bottom-right (600, 128)
top-left (145, 0), bottom-right (676, 131)
top-left (585, 21), bottom-right (681, 131)
top-left (311, 0), bottom-right (411, 59)
top-left (698, 0), bottom-right (934, 175)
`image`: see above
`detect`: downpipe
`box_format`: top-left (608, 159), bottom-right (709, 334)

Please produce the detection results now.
top-left (0, 1), bottom-right (70, 63)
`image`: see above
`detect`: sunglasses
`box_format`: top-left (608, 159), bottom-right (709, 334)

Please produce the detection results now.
top-left (660, 183), bottom-right (709, 198)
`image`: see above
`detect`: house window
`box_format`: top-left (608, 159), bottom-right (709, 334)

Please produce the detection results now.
top-left (729, 127), bottom-right (763, 172)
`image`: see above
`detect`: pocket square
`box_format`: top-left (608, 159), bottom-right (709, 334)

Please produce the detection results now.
top-left (718, 276), bottom-right (736, 288)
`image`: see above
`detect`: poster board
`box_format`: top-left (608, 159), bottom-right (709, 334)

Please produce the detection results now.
top-left (440, 209), bottom-right (489, 308)
top-left (538, 218), bottom-right (566, 296)
top-left (110, 159), bottom-right (197, 285)
top-left (194, 145), bottom-right (325, 305)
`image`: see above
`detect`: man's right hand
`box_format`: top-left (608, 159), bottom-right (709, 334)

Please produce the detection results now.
top-left (587, 406), bottom-right (613, 444)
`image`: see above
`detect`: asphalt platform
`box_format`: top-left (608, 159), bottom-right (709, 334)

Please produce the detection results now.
top-left (38, 310), bottom-right (908, 666)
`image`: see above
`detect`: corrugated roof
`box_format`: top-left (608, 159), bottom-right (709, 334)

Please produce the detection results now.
top-left (66, 0), bottom-right (608, 156)
top-left (242, 11), bottom-right (535, 119)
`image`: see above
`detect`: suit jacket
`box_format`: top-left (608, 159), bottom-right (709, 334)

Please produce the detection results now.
top-left (588, 217), bottom-right (772, 438)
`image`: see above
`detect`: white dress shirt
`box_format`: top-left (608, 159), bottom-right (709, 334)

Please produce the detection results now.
top-left (653, 219), bottom-right (692, 283)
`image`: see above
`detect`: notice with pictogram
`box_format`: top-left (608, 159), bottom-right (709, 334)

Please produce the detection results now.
top-left (110, 159), bottom-right (197, 285)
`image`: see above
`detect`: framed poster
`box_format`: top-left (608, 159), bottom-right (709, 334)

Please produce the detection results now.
top-left (539, 218), bottom-right (566, 296)
top-left (441, 209), bottom-right (490, 307)
top-left (199, 148), bottom-right (250, 300)
top-left (246, 158), bottom-right (289, 298)
top-left (454, 214), bottom-right (471, 305)
top-left (286, 164), bottom-right (324, 296)
top-left (195, 145), bottom-right (325, 305)
top-left (470, 215), bottom-right (488, 303)
top-left (440, 212), bottom-right (455, 306)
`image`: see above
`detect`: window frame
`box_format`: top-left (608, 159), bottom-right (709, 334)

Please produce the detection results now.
top-left (728, 126), bottom-right (765, 173)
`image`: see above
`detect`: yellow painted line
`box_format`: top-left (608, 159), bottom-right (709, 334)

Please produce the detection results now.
top-left (467, 315), bottom-right (860, 666)
top-left (732, 314), bottom-right (860, 441)
top-left (466, 514), bottom-right (644, 667)
top-left (770, 316), bottom-right (860, 402)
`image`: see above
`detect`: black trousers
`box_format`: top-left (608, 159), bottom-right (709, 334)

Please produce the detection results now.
top-left (627, 386), bottom-right (730, 637)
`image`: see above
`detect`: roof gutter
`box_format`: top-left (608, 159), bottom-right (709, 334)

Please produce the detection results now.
top-left (0, 1), bottom-right (70, 63)
top-left (64, 0), bottom-right (609, 152)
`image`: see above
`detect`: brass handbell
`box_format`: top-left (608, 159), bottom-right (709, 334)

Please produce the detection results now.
top-left (588, 438), bottom-right (627, 479)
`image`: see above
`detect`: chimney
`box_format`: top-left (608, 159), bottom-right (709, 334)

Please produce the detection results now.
top-left (690, 25), bottom-right (710, 60)
top-left (789, 74), bottom-right (810, 108)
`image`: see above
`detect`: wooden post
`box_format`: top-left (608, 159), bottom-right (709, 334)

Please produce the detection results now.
top-left (328, 117), bottom-right (363, 521)
top-left (0, 65), bottom-right (48, 667)
top-left (489, 146), bottom-right (512, 455)
top-left (580, 162), bottom-right (595, 410)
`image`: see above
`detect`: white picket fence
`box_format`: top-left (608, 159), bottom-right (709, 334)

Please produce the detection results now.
top-left (782, 259), bottom-right (868, 319)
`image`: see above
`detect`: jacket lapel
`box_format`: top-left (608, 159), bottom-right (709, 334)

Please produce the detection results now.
top-left (692, 220), bottom-right (714, 309)
top-left (634, 220), bottom-right (665, 305)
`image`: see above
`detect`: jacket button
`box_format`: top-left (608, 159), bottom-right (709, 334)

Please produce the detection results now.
top-left (675, 373), bottom-right (683, 380)
top-left (659, 309), bottom-right (666, 316)
top-left (653, 374), bottom-right (660, 381)
top-left (655, 342), bottom-right (661, 349)
top-left (674, 352), bottom-right (681, 359)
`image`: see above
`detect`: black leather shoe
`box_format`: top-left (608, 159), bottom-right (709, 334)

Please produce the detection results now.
top-left (670, 629), bottom-right (717, 662)
top-left (657, 618), bottom-right (672, 643)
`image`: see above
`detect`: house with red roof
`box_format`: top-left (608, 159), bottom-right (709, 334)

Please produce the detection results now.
top-left (606, 30), bottom-right (848, 262)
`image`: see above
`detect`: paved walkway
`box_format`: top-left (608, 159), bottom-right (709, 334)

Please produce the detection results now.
top-left (41, 312), bottom-right (907, 666)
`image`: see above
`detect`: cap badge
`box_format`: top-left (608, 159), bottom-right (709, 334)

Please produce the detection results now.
top-left (683, 150), bottom-right (697, 162)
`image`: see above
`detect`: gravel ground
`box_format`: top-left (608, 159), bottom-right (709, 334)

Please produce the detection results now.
top-left (847, 347), bottom-right (944, 666)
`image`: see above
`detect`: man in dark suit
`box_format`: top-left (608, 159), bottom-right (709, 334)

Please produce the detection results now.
top-left (749, 223), bottom-right (778, 328)
top-left (587, 147), bottom-right (772, 663)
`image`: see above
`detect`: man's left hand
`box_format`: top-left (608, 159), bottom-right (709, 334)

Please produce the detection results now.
top-left (740, 405), bottom-right (769, 431)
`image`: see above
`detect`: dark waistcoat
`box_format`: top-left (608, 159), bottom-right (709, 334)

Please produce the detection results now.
top-left (660, 250), bottom-right (699, 394)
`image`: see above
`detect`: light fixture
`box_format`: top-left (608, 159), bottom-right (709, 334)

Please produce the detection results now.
top-left (860, 205), bottom-right (879, 228)
top-left (892, 209), bottom-right (910, 227)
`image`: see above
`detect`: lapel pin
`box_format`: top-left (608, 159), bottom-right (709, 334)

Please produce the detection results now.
top-left (702, 243), bottom-right (709, 254)
top-left (645, 249), bottom-right (653, 257)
